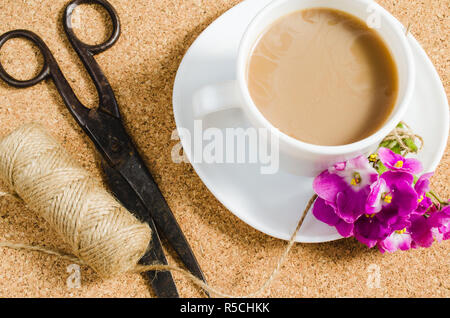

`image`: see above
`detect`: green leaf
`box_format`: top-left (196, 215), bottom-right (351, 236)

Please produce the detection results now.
top-left (403, 138), bottom-right (418, 152)
top-left (377, 162), bottom-right (388, 175)
top-left (379, 140), bottom-right (391, 148)
top-left (391, 144), bottom-right (402, 154)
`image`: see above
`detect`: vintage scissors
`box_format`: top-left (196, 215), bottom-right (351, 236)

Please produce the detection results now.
top-left (0, 0), bottom-right (207, 298)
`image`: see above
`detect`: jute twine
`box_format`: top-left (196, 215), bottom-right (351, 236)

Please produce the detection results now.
top-left (0, 124), bottom-right (151, 278)
top-left (0, 121), bottom-right (424, 297)
top-left (382, 121), bottom-right (424, 156)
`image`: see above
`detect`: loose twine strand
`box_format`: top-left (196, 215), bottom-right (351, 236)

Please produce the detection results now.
top-left (381, 121), bottom-right (424, 156)
top-left (0, 189), bottom-right (316, 298)
top-left (134, 194), bottom-right (317, 298)
top-left (0, 119), bottom-right (424, 297)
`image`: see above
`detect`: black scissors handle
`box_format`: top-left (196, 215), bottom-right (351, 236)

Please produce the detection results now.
top-left (0, 30), bottom-right (51, 88)
top-left (63, 0), bottom-right (121, 118)
top-left (0, 0), bottom-right (132, 167)
top-left (0, 0), bottom-right (120, 121)
top-left (0, 29), bottom-right (89, 124)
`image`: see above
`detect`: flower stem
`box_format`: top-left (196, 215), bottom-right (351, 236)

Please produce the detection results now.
top-left (428, 190), bottom-right (448, 206)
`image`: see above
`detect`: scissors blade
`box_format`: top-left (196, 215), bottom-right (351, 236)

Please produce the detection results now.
top-left (80, 115), bottom-right (208, 296)
top-left (102, 162), bottom-right (179, 298)
top-left (115, 153), bottom-right (209, 295)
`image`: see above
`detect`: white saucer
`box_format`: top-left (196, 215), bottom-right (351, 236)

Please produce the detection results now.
top-left (172, 0), bottom-right (449, 242)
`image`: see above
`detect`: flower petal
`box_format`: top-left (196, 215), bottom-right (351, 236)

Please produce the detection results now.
top-left (336, 188), bottom-right (367, 222)
top-left (378, 232), bottom-right (412, 253)
top-left (382, 171), bottom-right (414, 187)
top-left (375, 205), bottom-right (408, 229)
top-left (416, 196), bottom-right (432, 214)
top-left (333, 155), bottom-right (378, 190)
top-left (354, 216), bottom-right (390, 248)
top-left (312, 197), bottom-right (340, 226)
top-left (366, 178), bottom-right (387, 214)
top-left (403, 158), bottom-right (423, 175)
top-left (414, 172), bottom-right (433, 195)
top-left (312, 198), bottom-right (354, 237)
top-left (409, 214), bottom-right (435, 248)
top-left (393, 180), bottom-right (419, 216)
top-left (313, 170), bottom-right (347, 202)
top-left (335, 220), bottom-right (354, 237)
top-left (378, 147), bottom-right (399, 167)
top-left (378, 147), bottom-right (422, 174)
top-left (428, 206), bottom-right (450, 241)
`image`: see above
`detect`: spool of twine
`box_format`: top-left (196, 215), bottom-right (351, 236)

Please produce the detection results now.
top-left (0, 123), bottom-right (151, 278)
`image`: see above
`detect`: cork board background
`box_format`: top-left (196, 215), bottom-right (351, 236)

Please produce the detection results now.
top-left (0, 0), bottom-right (448, 298)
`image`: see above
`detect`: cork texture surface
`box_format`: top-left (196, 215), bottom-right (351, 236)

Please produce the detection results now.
top-left (0, 0), bottom-right (448, 297)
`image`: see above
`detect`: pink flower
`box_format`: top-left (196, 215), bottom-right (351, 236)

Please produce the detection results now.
top-left (353, 151), bottom-right (420, 249)
top-left (312, 156), bottom-right (378, 237)
top-left (364, 171), bottom-right (418, 228)
top-left (378, 147), bottom-right (423, 174)
top-left (330, 156), bottom-right (379, 192)
top-left (378, 205), bottom-right (450, 251)
top-left (313, 156), bottom-right (378, 223)
top-left (311, 198), bottom-right (354, 237)
top-left (414, 172), bottom-right (433, 214)
top-left (378, 229), bottom-right (412, 253)
top-left (434, 206), bottom-right (450, 241)
top-left (353, 215), bottom-right (391, 248)
top-left (410, 206), bottom-right (450, 247)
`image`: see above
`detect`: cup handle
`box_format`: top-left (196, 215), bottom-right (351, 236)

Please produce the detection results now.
top-left (192, 80), bottom-right (241, 118)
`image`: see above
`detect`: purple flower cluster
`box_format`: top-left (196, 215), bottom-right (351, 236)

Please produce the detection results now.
top-left (312, 147), bottom-right (450, 253)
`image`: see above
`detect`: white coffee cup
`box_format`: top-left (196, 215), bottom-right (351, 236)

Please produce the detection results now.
top-left (192, 0), bottom-right (415, 176)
